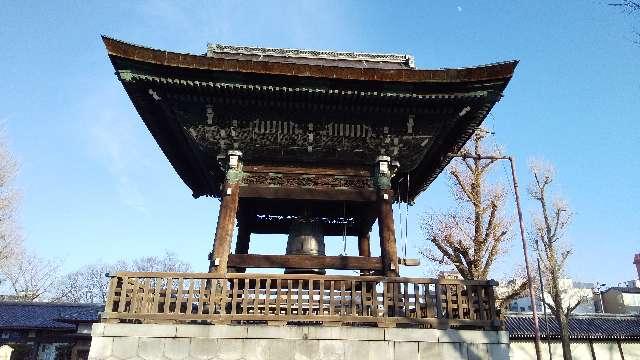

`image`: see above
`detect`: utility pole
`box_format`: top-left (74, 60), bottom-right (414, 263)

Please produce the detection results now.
top-left (451, 153), bottom-right (543, 360)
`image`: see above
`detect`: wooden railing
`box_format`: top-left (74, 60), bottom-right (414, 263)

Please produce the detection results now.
top-left (103, 272), bottom-right (500, 329)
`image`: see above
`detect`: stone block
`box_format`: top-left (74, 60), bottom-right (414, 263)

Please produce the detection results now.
top-left (385, 328), bottom-right (438, 342)
top-left (175, 325), bottom-right (208, 338)
top-left (293, 339), bottom-right (320, 360)
top-left (138, 338), bottom-right (165, 360)
top-left (88, 337), bottom-right (113, 359)
top-left (164, 338), bottom-right (190, 360)
top-left (112, 337), bottom-right (140, 359)
top-left (488, 344), bottom-right (509, 360)
top-left (240, 339), bottom-right (270, 360)
top-left (419, 342), bottom-right (467, 360)
top-left (318, 340), bottom-right (345, 360)
top-left (495, 331), bottom-right (509, 344)
top-left (215, 339), bottom-right (245, 359)
top-left (190, 338), bottom-right (220, 360)
top-left (307, 327), bottom-right (384, 341)
top-left (175, 324), bottom-right (247, 339)
top-left (394, 342), bottom-right (419, 360)
top-left (247, 325), bottom-right (304, 339)
top-left (92, 323), bottom-right (106, 336)
top-left (104, 324), bottom-right (176, 338)
top-left (438, 329), bottom-right (500, 344)
top-left (266, 339), bottom-right (294, 360)
top-left (467, 343), bottom-right (489, 360)
top-left (343, 340), bottom-right (369, 360)
top-left (367, 340), bottom-right (393, 360)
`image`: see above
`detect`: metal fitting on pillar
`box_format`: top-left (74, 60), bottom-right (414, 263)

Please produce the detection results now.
top-left (374, 155), bottom-right (395, 192)
top-left (225, 150), bottom-right (244, 185)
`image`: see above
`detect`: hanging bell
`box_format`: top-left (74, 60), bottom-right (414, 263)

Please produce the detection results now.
top-left (285, 218), bottom-right (326, 275)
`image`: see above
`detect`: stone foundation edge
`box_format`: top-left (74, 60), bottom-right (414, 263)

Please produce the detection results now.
top-left (89, 324), bottom-right (510, 360)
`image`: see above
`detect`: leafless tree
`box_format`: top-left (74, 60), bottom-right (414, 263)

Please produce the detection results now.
top-left (0, 251), bottom-right (61, 301)
top-left (528, 160), bottom-right (575, 360)
top-left (53, 261), bottom-right (127, 304)
top-left (130, 251), bottom-right (192, 273)
top-left (609, 1), bottom-right (640, 44)
top-left (0, 128), bottom-right (22, 270)
top-left (420, 131), bottom-right (527, 311)
top-left (54, 251), bottom-right (191, 303)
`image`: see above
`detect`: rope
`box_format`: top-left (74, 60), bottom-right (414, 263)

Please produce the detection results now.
top-left (404, 173), bottom-right (410, 259)
top-left (397, 179), bottom-right (403, 258)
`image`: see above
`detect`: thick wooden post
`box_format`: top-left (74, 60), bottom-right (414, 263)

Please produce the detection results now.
top-left (377, 189), bottom-right (398, 277)
top-left (374, 156), bottom-right (399, 277)
top-left (209, 151), bottom-right (243, 274)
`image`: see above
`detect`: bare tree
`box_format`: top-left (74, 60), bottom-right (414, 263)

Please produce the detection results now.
top-left (528, 160), bottom-right (574, 360)
top-left (420, 131), bottom-right (527, 311)
top-left (609, 1), bottom-right (640, 44)
top-left (54, 251), bottom-right (191, 303)
top-left (0, 128), bottom-right (22, 270)
top-left (131, 251), bottom-right (192, 273)
top-left (0, 251), bottom-right (61, 301)
top-left (53, 261), bottom-right (127, 304)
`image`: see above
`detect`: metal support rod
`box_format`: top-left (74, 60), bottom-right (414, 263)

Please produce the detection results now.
top-left (450, 153), bottom-right (543, 360)
top-left (508, 156), bottom-right (543, 360)
top-left (537, 251), bottom-right (553, 360)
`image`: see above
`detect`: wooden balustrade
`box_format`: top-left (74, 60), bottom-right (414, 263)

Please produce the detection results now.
top-left (102, 272), bottom-right (500, 329)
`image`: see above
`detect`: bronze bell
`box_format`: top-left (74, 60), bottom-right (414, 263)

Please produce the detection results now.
top-left (285, 219), bottom-right (326, 275)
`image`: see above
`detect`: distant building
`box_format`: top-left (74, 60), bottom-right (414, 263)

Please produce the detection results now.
top-left (600, 253), bottom-right (640, 315)
top-left (602, 287), bottom-right (640, 315)
top-left (505, 278), bottom-right (596, 314)
top-left (0, 302), bottom-right (101, 360)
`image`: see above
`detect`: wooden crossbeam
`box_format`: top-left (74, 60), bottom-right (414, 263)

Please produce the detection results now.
top-left (239, 185), bottom-right (377, 202)
top-left (228, 254), bottom-right (383, 271)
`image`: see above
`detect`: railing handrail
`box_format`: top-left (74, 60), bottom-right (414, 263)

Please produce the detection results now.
top-left (107, 271), bottom-right (496, 286)
top-left (103, 271), bottom-right (500, 329)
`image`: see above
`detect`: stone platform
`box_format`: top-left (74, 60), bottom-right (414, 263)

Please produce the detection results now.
top-left (88, 324), bottom-right (509, 360)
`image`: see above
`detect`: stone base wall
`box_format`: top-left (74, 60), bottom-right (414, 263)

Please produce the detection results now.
top-left (89, 324), bottom-right (509, 360)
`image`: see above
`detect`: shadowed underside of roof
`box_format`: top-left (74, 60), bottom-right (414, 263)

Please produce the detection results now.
top-left (101, 36), bottom-right (517, 201)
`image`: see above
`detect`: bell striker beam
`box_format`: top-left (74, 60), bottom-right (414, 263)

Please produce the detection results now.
top-left (209, 151), bottom-right (243, 274)
top-left (375, 156), bottom-right (399, 277)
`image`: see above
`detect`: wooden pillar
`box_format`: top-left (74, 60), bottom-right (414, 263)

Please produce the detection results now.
top-left (377, 189), bottom-right (398, 277)
top-left (209, 151), bottom-right (243, 274)
top-left (358, 231), bottom-right (371, 257)
top-left (358, 228), bottom-right (372, 276)
top-left (374, 155), bottom-right (398, 277)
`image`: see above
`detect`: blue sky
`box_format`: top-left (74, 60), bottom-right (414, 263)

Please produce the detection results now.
top-left (1, 1), bottom-right (638, 286)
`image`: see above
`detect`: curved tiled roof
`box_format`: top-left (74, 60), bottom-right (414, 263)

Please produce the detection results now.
top-left (506, 314), bottom-right (640, 340)
top-left (0, 302), bottom-right (101, 330)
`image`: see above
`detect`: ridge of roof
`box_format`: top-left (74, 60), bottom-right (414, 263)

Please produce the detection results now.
top-left (604, 287), bottom-right (640, 293)
top-left (207, 43), bottom-right (415, 68)
top-left (0, 301), bottom-right (101, 307)
top-left (100, 35), bottom-right (519, 79)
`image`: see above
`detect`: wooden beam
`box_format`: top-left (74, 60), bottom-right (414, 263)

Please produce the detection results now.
top-left (378, 189), bottom-right (399, 277)
top-left (209, 182), bottom-right (240, 274)
top-left (239, 185), bottom-right (377, 202)
top-left (227, 254), bottom-right (383, 271)
top-left (243, 164), bottom-right (370, 177)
